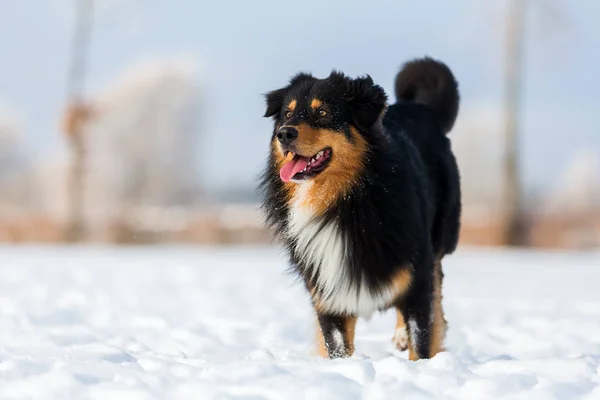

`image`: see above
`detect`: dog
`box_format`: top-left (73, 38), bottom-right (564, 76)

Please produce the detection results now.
top-left (259, 57), bottom-right (461, 360)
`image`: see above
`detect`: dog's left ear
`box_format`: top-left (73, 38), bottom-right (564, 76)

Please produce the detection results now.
top-left (344, 75), bottom-right (387, 130)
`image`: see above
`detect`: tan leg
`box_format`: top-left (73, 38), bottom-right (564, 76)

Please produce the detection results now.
top-left (397, 257), bottom-right (447, 360)
top-left (408, 342), bottom-right (419, 361)
top-left (316, 315), bottom-right (357, 358)
top-left (392, 309), bottom-right (409, 351)
top-left (344, 316), bottom-right (357, 356)
top-left (428, 256), bottom-right (447, 358)
top-left (393, 308), bottom-right (419, 360)
top-left (316, 321), bottom-right (329, 358)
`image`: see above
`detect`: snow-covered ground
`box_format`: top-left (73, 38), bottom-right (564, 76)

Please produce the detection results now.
top-left (0, 246), bottom-right (599, 399)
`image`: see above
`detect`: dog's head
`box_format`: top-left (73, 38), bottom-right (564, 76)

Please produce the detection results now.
top-left (264, 71), bottom-right (387, 184)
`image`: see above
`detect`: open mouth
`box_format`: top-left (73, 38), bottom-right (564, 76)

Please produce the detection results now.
top-left (279, 148), bottom-right (332, 183)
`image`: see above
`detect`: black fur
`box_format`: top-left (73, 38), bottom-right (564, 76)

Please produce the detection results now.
top-left (394, 57), bottom-right (460, 134)
top-left (259, 57), bottom-right (461, 359)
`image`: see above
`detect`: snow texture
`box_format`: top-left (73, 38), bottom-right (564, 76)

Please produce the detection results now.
top-left (0, 246), bottom-right (599, 399)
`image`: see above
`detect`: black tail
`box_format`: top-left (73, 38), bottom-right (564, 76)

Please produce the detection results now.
top-left (394, 57), bottom-right (460, 134)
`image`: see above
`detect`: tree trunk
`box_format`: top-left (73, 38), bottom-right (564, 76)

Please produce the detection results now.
top-left (502, 0), bottom-right (527, 246)
top-left (64, 0), bottom-right (94, 242)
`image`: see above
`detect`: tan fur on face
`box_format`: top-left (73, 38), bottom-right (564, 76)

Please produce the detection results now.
top-left (289, 124), bottom-right (368, 214)
top-left (310, 99), bottom-right (323, 109)
top-left (287, 99), bottom-right (297, 112)
top-left (271, 124), bottom-right (367, 212)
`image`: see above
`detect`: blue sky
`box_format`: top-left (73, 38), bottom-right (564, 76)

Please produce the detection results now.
top-left (1, 0), bottom-right (599, 193)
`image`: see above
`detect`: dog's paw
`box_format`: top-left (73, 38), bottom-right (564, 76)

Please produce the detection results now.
top-left (392, 327), bottom-right (409, 351)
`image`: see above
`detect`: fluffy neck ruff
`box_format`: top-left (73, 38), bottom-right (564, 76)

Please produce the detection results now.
top-left (284, 177), bottom-right (412, 316)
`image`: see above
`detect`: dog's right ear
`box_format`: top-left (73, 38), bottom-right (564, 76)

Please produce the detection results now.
top-left (263, 87), bottom-right (287, 118)
top-left (264, 72), bottom-right (314, 118)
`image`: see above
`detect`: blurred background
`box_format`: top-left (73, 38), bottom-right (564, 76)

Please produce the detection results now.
top-left (0, 0), bottom-right (598, 249)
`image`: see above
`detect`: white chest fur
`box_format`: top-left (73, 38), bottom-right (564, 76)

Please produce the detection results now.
top-left (286, 183), bottom-right (398, 317)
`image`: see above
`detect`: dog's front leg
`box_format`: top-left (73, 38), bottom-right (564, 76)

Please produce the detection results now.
top-left (315, 313), bottom-right (357, 358)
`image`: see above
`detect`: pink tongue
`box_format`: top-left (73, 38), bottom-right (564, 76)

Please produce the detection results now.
top-left (280, 155), bottom-right (309, 182)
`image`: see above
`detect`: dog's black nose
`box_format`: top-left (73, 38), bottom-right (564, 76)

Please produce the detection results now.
top-left (276, 127), bottom-right (298, 146)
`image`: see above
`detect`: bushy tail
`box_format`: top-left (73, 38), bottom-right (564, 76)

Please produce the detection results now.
top-left (394, 57), bottom-right (460, 134)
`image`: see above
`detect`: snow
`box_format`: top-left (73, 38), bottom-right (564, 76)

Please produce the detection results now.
top-left (0, 246), bottom-right (599, 399)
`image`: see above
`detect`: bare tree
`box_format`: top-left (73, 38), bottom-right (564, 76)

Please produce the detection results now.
top-left (501, 0), bottom-right (573, 246)
top-left (63, 0), bottom-right (94, 242)
top-left (82, 60), bottom-right (201, 239)
top-left (502, 0), bottom-right (527, 246)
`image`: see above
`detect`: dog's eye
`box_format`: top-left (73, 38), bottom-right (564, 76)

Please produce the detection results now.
top-left (284, 110), bottom-right (292, 119)
top-left (318, 109), bottom-right (328, 117)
